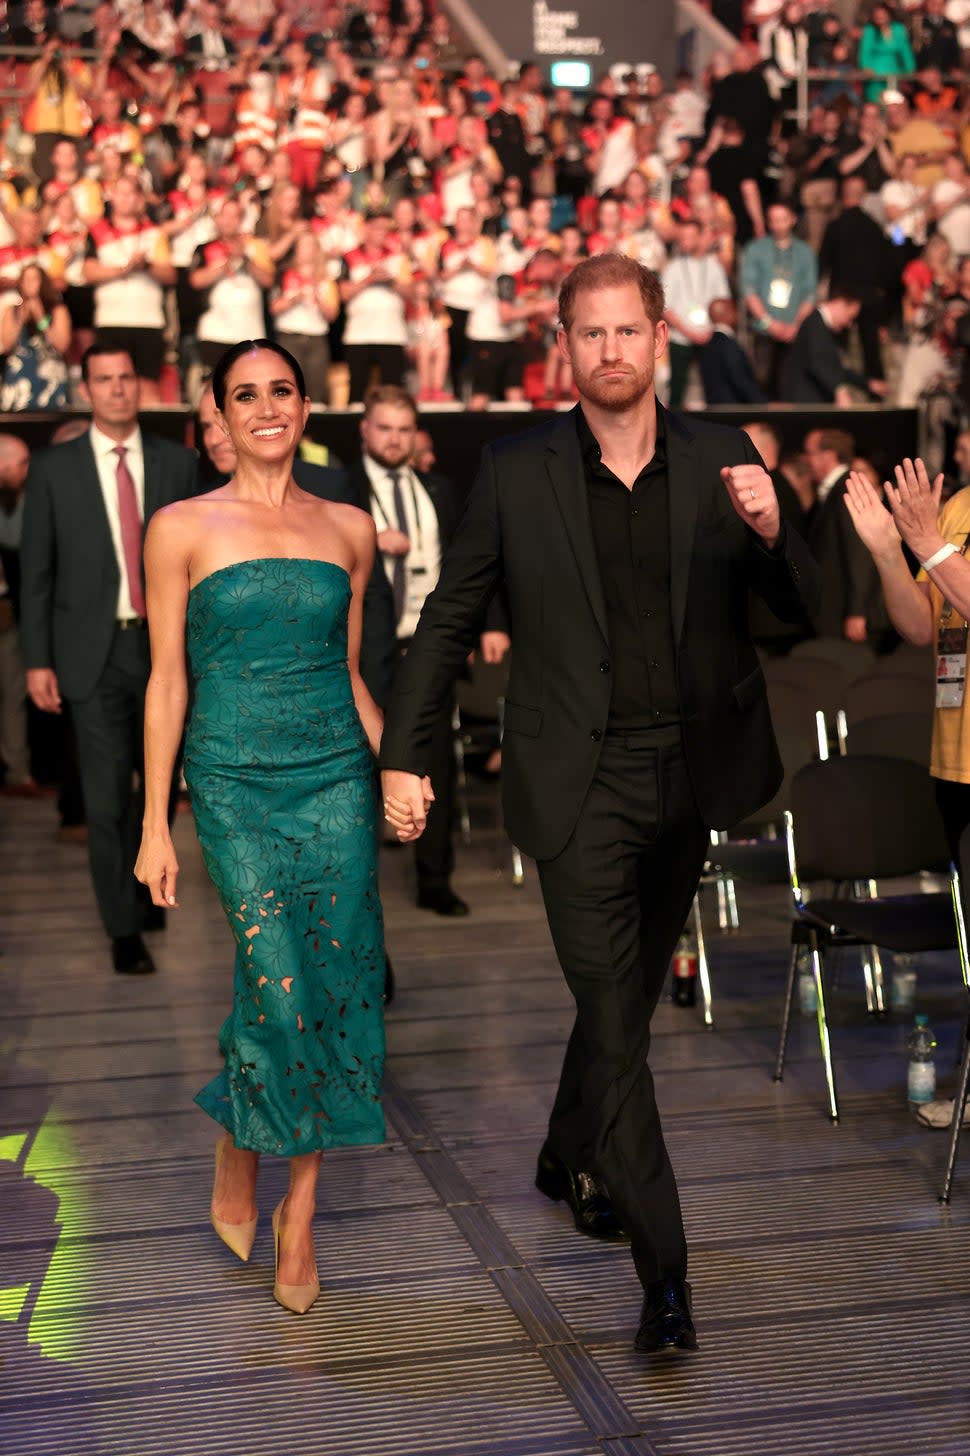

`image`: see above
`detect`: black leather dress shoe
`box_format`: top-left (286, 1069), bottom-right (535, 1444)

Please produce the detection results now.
top-left (635, 1277), bottom-right (698, 1353)
top-left (416, 887), bottom-right (470, 917)
top-left (383, 953), bottom-right (395, 1006)
top-left (535, 1142), bottom-right (626, 1240)
top-left (142, 905), bottom-right (167, 933)
top-left (112, 934), bottom-right (156, 975)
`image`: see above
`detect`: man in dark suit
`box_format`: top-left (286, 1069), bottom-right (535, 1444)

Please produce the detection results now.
top-left (803, 426), bottom-right (880, 642)
top-left (818, 175), bottom-right (894, 386)
top-left (783, 290), bottom-right (876, 404)
top-left (196, 385), bottom-right (397, 712)
top-left (380, 255), bottom-right (816, 1353)
top-left (700, 297), bottom-right (767, 404)
top-left (19, 345), bottom-right (198, 974)
top-left (352, 384), bottom-right (510, 917)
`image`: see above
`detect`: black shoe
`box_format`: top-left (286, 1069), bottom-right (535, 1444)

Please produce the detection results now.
top-left (112, 934), bottom-right (156, 975)
top-left (635, 1277), bottom-right (698, 1353)
top-left (384, 953), bottom-right (395, 1006)
top-left (535, 1142), bottom-right (626, 1241)
top-left (416, 886), bottom-right (470, 917)
top-left (142, 905), bottom-right (167, 933)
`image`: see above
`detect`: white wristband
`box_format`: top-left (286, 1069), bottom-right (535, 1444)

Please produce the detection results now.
top-left (920, 543), bottom-right (959, 572)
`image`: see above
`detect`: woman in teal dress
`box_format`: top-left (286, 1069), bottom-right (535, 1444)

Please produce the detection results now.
top-left (135, 339), bottom-right (389, 1314)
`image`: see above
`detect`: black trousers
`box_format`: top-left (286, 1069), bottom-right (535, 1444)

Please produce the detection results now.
top-left (445, 307), bottom-right (470, 397)
top-left (345, 344), bottom-right (406, 402)
top-left (393, 643), bottom-right (456, 891)
top-left (933, 777), bottom-right (970, 861)
top-left (537, 726), bottom-right (710, 1287)
top-left (69, 626), bottom-right (152, 939)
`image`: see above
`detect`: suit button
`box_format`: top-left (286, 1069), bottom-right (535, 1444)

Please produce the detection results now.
top-left (792, 566), bottom-right (800, 580)
top-left (599, 660), bottom-right (611, 673)
top-left (590, 729), bottom-right (602, 742)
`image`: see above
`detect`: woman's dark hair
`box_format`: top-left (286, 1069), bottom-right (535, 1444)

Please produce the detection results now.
top-left (18, 265), bottom-right (61, 329)
top-left (210, 339), bottom-right (307, 410)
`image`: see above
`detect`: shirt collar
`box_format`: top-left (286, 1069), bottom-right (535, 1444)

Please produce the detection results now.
top-left (363, 452), bottom-right (410, 490)
top-left (90, 422), bottom-right (142, 461)
top-left (576, 400), bottom-right (667, 472)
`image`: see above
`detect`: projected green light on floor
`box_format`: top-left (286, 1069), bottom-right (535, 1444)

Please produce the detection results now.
top-left (0, 1117), bottom-right (90, 1360)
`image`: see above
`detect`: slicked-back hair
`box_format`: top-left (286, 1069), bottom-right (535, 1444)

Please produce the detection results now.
top-left (210, 339), bottom-right (307, 410)
top-left (558, 254), bottom-right (665, 333)
top-left (362, 384), bottom-right (418, 422)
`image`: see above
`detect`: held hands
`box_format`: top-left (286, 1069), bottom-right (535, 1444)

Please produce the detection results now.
top-left (381, 769), bottom-right (434, 843)
top-left (478, 630), bottom-right (511, 665)
top-left (134, 832), bottom-right (180, 908)
top-left (721, 464), bottom-right (781, 547)
top-left (26, 667), bottom-right (61, 714)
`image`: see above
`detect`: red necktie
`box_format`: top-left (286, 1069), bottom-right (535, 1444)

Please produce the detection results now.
top-left (114, 445), bottom-right (146, 619)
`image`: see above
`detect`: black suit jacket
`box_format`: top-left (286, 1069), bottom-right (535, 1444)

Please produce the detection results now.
top-left (700, 331), bottom-right (767, 405)
top-left (380, 406), bottom-right (817, 858)
top-left (783, 308), bottom-right (867, 403)
top-left (19, 430), bottom-right (198, 700)
top-left (807, 470), bottom-right (881, 637)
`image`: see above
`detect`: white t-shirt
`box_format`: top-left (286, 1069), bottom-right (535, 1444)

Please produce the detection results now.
top-left (193, 236), bottom-right (271, 343)
top-left (932, 178), bottom-right (970, 255)
top-left (86, 220), bottom-right (170, 329)
top-left (662, 253), bottom-right (731, 345)
top-left (341, 247), bottom-right (410, 346)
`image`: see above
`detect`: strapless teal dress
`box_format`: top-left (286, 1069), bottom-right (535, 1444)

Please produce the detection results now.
top-left (184, 558), bottom-right (385, 1156)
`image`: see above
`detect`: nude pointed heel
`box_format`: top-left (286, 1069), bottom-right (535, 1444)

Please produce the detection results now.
top-left (210, 1135), bottom-right (258, 1262)
top-left (272, 1198), bottom-right (320, 1315)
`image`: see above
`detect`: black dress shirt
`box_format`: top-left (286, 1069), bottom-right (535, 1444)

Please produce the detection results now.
top-left (577, 406), bottom-right (680, 728)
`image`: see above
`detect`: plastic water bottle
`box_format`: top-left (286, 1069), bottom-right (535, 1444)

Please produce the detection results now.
top-left (907, 1014), bottom-right (937, 1107)
top-left (797, 949), bottom-right (818, 1016)
top-left (671, 932), bottom-right (698, 1007)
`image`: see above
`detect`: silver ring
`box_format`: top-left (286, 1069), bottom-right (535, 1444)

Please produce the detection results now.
top-left (749, 487), bottom-right (756, 500)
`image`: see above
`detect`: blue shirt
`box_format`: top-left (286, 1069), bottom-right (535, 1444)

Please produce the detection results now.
top-left (740, 236), bottom-right (818, 325)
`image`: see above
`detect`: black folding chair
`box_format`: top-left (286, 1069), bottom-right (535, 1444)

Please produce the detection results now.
top-left (941, 822), bottom-right (970, 1203)
top-left (843, 672), bottom-right (934, 727)
top-left (844, 712), bottom-right (932, 768)
top-left (789, 637), bottom-right (876, 681)
top-left (763, 655), bottom-right (849, 724)
top-left (774, 754), bottom-right (957, 1122)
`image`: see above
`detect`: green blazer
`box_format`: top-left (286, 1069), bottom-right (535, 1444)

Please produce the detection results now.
top-left (19, 428), bottom-right (199, 700)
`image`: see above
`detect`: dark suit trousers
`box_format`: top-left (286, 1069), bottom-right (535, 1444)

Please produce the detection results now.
top-left (69, 626), bottom-right (151, 939)
top-left (537, 726), bottom-right (709, 1287)
top-left (394, 643), bottom-right (456, 891)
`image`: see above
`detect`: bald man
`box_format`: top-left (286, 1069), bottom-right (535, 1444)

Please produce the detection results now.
top-left (0, 433), bottom-right (36, 793)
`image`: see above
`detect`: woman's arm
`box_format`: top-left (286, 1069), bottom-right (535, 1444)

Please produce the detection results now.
top-left (134, 506), bottom-right (193, 907)
top-left (47, 304), bottom-right (72, 356)
top-left (0, 303), bottom-right (22, 355)
top-left (344, 507), bottom-right (384, 756)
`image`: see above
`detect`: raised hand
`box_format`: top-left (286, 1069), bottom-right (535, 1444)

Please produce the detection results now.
top-left (844, 468), bottom-right (900, 559)
top-left (721, 463), bottom-right (781, 547)
top-left (884, 456), bottom-right (945, 560)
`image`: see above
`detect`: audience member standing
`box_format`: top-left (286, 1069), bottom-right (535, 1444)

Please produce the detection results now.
top-left (741, 201), bottom-right (818, 397)
top-left (662, 216), bottom-right (731, 406)
top-left (19, 345), bottom-right (198, 974)
top-left (0, 435), bottom-right (34, 794)
top-left (803, 427), bottom-right (881, 643)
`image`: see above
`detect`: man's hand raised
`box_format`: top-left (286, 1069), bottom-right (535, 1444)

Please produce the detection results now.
top-left (721, 463), bottom-right (781, 548)
top-left (381, 769), bottom-right (434, 842)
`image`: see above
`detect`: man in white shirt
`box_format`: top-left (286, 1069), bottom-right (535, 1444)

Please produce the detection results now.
top-left (662, 215), bottom-right (731, 406)
top-left (19, 344), bottom-right (198, 973)
top-left (348, 385), bottom-right (509, 915)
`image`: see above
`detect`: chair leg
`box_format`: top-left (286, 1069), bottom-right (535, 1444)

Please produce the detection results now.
top-left (812, 936), bottom-right (840, 1123)
top-left (510, 843), bottom-right (525, 887)
top-left (940, 1014), bottom-right (970, 1204)
top-left (691, 890), bottom-right (714, 1029)
top-left (725, 871), bottom-right (740, 932)
top-left (868, 879), bottom-right (887, 1015)
top-left (774, 940), bottom-right (800, 1082)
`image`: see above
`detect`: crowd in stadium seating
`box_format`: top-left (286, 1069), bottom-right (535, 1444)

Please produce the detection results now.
top-left (0, 0), bottom-right (965, 414)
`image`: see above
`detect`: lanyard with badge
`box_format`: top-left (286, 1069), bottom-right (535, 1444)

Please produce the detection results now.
top-left (936, 534), bottom-right (970, 708)
top-left (768, 243), bottom-right (794, 312)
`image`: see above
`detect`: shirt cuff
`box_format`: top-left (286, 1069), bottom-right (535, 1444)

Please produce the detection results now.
top-left (748, 521), bottom-right (788, 559)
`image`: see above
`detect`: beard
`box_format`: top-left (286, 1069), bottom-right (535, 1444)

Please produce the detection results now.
top-left (570, 359), bottom-right (653, 412)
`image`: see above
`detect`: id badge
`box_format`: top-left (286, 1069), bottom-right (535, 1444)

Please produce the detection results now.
top-left (937, 624), bottom-right (968, 708)
top-left (768, 277), bottom-right (792, 310)
top-left (688, 306), bottom-right (708, 326)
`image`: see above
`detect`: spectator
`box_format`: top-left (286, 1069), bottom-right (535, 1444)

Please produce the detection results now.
top-left (698, 115), bottom-right (768, 246)
top-left (405, 274), bottom-right (452, 403)
top-left (700, 297), bottom-right (767, 404)
top-left (487, 80), bottom-right (533, 196)
top-left (883, 88), bottom-right (954, 187)
top-left (880, 151), bottom-right (930, 245)
top-left (741, 199), bottom-right (818, 396)
top-left (857, 4), bottom-right (916, 103)
top-left (913, 0), bottom-right (962, 70)
top-left (803, 426), bottom-right (881, 642)
top-left (339, 209), bottom-right (412, 402)
top-left (268, 231), bottom-right (339, 404)
top-left (783, 289), bottom-right (880, 403)
top-left (83, 176), bottom-right (175, 404)
top-left (438, 206), bottom-right (494, 398)
top-left (837, 101), bottom-right (898, 218)
top-left (583, 94), bottom-right (637, 198)
top-left (0, 434), bottom-right (35, 795)
top-left (818, 175), bottom-right (893, 386)
top-left (465, 249), bottom-right (559, 410)
top-left (189, 195), bottom-right (275, 377)
top-left (439, 115), bottom-right (502, 226)
top-left (0, 264), bottom-right (71, 411)
top-left (931, 152), bottom-right (970, 254)
top-left (367, 76), bottom-right (435, 205)
top-left (896, 233), bottom-right (955, 406)
top-left (546, 88), bottom-right (588, 206)
top-left (662, 215), bottom-right (731, 406)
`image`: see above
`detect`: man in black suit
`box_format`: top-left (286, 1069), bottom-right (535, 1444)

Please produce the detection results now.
top-left (196, 384), bottom-right (397, 711)
top-left (783, 290), bottom-right (878, 404)
top-left (380, 255), bottom-right (816, 1353)
top-left (352, 384), bottom-right (510, 917)
top-left (803, 426), bottom-right (880, 642)
top-left (700, 297), bottom-right (767, 405)
top-left (818, 175), bottom-right (893, 386)
top-left (20, 345), bottom-right (198, 974)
